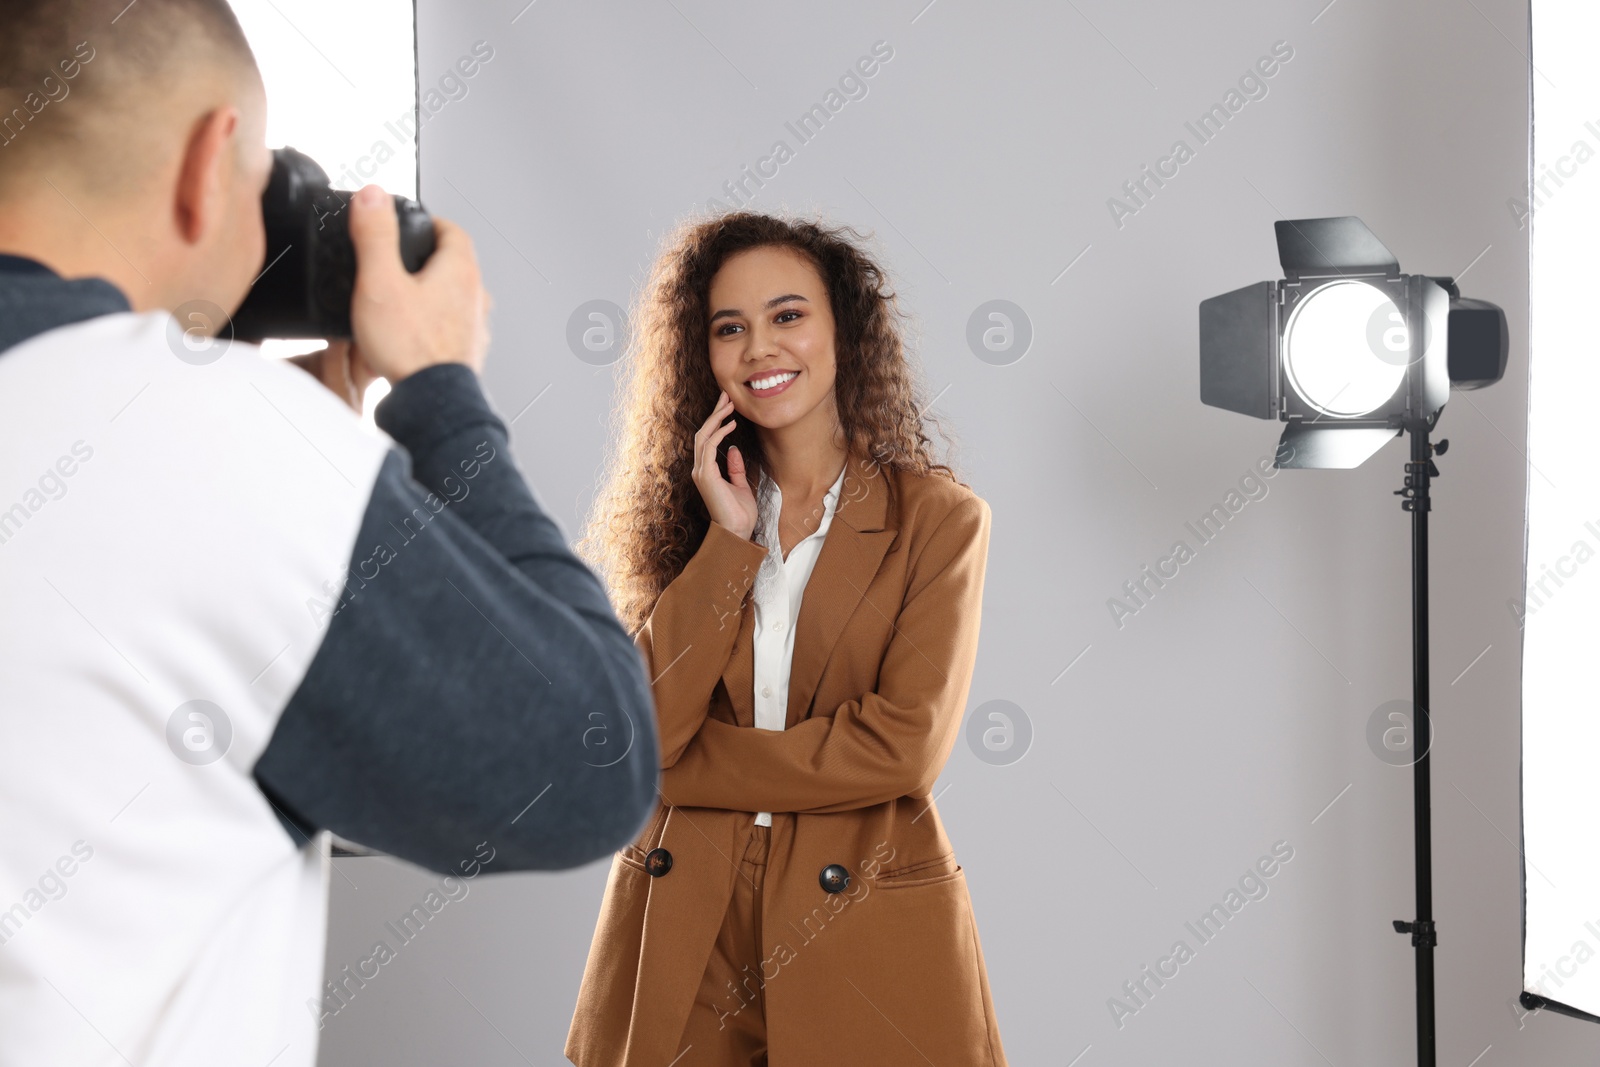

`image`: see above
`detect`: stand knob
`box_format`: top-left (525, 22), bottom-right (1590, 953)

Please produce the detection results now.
top-left (1393, 919), bottom-right (1438, 947)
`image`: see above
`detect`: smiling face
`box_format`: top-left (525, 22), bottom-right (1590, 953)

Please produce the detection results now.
top-left (707, 243), bottom-right (841, 440)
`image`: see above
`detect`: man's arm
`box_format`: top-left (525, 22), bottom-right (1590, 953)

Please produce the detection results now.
top-left (254, 365), bottom-right (659, 874)
top-left (659, 496), bottom-right (991, 814)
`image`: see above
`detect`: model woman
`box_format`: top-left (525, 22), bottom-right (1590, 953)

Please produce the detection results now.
top-left (566, 212), bottom-right (1008, 1067)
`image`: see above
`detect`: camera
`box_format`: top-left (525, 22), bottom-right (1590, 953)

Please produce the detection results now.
top-left (232, 146), bottom-right (436, 342)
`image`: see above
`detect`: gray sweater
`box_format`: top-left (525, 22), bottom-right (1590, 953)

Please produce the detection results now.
top-left (0, 251), bottom-right (659, 874)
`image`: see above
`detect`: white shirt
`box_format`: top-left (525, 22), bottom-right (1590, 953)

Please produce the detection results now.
top-left (749, 462), bottom-right (848, 826)
top-left (0, 312), bottom-right (390, 1067)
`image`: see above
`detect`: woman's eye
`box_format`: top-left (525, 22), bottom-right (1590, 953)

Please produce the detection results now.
top-left (713, 309), bottom-right (798, 335)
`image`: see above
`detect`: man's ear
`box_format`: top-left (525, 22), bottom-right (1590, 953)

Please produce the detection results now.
top-left (173, 105), bottom-right (240, 246)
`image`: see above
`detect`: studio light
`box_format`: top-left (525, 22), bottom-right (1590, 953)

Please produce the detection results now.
top-left (1199, 216), bottom-right (1507, 469)
top-left (1196, 217), bottom-right (1508, 1067)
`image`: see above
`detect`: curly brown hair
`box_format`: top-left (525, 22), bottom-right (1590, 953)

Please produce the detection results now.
top-left (575, 210), bottom-right (964, 636)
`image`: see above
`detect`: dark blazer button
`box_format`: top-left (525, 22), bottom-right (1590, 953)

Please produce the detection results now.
top-left (644, 847), bottom-right (673, 876)
top-left (819, 863), bottom-right (850, 893)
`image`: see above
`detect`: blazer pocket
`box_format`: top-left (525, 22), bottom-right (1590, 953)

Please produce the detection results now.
top-left (617, 802), bottom-right (669, 870)
top-left (874, 852), bottom-right (961, 890)
top-left (620, 806), bottom-right (665, 857)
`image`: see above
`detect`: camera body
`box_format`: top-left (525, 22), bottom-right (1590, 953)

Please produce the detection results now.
top-left (232, 146), bottom-right (435, 341)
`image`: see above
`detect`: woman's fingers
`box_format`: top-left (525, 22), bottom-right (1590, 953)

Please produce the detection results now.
top-left (706, 418), bottom-right (736, 475)
top-left (693, 391), bottom-right (759, 536)
top-left (692, 394), bottom-right (728, 451)
top-left (695, 393), bottom-right (736, 474)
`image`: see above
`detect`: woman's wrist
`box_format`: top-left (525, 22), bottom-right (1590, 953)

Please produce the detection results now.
top-left (710, 517), bottom-right (756, 543)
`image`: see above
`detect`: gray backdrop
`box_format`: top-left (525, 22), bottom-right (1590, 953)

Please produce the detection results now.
top-left (316, 1), bottom-right (1576, 1063)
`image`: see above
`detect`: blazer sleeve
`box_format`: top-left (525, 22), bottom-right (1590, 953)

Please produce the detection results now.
top-left (659, 494), bottom-right (991, 813)
top-left (641, 519), bottom-right (772, 768)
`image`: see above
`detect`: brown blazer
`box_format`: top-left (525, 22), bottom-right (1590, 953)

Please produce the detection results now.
top-left (565, 450), bottom-right (1007, 1066)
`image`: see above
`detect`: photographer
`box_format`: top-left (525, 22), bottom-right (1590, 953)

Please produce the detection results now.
top-left (0, 2), bottom-right (658, 1065)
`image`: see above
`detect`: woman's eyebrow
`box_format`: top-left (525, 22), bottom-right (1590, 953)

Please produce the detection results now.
top-left (709, 293), bottom-right (809, 324)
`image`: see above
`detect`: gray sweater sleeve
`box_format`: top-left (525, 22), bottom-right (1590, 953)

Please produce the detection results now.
top-left (253, 364), bottom-right (658, 874)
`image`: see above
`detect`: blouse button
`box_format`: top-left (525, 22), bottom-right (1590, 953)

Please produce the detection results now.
top-left (773, 620), bottom-right (784, 631)
top-left (761, 686), bottom-right (772, 698)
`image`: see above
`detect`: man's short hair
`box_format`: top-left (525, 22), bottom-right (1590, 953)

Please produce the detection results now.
top-left (0, 0), bottom-right (260, 196)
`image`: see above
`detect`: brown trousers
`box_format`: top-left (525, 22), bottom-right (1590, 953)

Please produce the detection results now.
top-left (675, 820), bottom-right (773, 1066)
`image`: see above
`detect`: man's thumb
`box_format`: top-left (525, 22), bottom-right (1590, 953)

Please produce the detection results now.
top-left (348, 184), bottom-right (401, 289)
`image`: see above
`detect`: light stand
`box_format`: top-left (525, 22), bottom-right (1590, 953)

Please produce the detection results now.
top-left (1197, 216), bottom-right (1508, 1067)
top-left (1391, 415), bottom-right (1445, 1067)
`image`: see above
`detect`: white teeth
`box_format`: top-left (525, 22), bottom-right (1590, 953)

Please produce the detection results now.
top-left (749, 371), bottom-right (797, 391)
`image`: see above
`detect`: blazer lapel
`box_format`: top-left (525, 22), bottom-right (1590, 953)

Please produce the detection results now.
top-left (786, 452), bottom-right (896, 727)
top-left (720, 603), bottom-right (758, 728)
top-left (719, 451), bottom-right (896, 731)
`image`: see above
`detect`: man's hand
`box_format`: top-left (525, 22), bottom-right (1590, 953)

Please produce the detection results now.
top-left (347, 183), bottom-right (491, 382)
top-left (286, 340), bottom-right (379, 413)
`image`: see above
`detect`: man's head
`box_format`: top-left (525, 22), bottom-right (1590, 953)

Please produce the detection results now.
top-left (0, 0), bottom-right (272, 318)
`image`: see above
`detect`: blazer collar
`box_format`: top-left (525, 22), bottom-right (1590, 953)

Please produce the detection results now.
top-left (721, 450), bottom-right (897, 729)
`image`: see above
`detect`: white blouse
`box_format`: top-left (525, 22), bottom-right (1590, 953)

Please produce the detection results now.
top-left (749, 461), bottom-right (848, 826)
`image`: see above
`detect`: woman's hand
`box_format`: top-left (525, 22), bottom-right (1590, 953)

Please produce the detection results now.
top-left (692, 390), bottom-right (757, 540)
